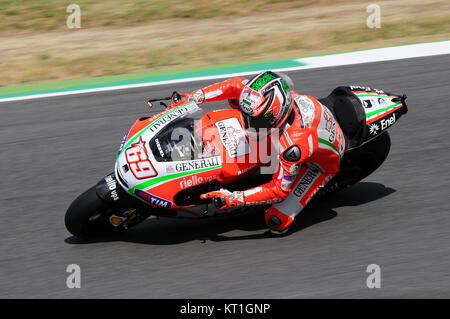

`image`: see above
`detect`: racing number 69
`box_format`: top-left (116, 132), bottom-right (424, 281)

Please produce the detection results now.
top-left (125, 137), bottom-right (157, 179)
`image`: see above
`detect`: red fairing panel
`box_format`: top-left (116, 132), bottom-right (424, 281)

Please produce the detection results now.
top-left (205, 109), bottom-right (265, 184)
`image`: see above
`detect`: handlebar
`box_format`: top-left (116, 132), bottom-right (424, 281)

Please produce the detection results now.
top-left (147, 91), bottom-right (183, 109)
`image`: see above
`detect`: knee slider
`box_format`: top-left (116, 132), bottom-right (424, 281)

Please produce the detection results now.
top-left (265, 207), bottom-right (294, 231)
top-left (267, 215), bottom-right (282, 229)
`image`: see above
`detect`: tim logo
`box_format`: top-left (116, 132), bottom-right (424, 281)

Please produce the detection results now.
top-left (134, 189), bottom-right (172, 208)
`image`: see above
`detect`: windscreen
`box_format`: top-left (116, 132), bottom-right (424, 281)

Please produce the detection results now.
top-left (150, 108), bottom-right (211, 162)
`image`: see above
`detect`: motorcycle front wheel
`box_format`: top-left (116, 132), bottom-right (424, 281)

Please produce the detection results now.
top-left (65, 185), bottom-right (123, 239)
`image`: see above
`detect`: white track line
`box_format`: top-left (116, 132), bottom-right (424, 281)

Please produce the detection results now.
top-left (1, 41), bottom-right (449, 103)
top-left (295, 40), bottom-right (450, 69)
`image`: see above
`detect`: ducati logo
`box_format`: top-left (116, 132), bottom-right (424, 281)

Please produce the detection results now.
top-left (283, 145), bottom-right (301, 162)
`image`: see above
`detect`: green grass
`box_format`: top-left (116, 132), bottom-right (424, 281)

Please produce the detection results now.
top-left (1, 0), bottom-right (449, 86)
top-left (0, 0), bottom-right (307, 32)
top-left (325, 14), bottom-right (450, 46)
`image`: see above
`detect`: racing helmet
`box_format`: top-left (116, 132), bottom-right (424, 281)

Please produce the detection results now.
top-left (239, 71), bottom-right (293, 138)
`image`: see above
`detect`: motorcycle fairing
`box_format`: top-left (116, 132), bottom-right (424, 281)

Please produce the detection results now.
top-left (115, 103), bottom-right (265, 210)
top-left (349, 85), bottom-right (407, 125)
top-left (350, 86), bottom-right (408, 140)
top-left (320, 86), bottom-right (407, 150)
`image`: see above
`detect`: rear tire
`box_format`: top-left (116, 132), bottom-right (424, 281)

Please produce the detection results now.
top-left (65, 185), bottom-right (120, 239)
top-left (346, 131), bottom-right (391, 181)
top-left (318, 131), bottom-right (391, 196)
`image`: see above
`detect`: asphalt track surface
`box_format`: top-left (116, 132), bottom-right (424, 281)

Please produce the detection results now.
top-left (1, 54), bottom-right (450, 298)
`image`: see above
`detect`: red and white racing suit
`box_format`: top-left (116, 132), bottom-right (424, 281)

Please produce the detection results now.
top-left (194, 77), bottom-right (346, 232)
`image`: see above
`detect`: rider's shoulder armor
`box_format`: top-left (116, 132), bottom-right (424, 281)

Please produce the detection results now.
top-left (292, 93), bottom-right (320, 130)
top-left (280, 93), bottom-right (322, 163)
top-left (282, 145), bottom-right (301, 162)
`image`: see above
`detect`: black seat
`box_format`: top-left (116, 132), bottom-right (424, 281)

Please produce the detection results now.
top-left (318, 86), bottom-right (367, 149)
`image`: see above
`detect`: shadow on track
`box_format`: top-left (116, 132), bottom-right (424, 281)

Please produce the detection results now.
top-left (65, 182), bottom-right (395, 245)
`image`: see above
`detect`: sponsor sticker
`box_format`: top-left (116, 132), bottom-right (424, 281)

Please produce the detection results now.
top-left (377, 98), bottom-right (388, 106)
top-left (134, 189), bottom-right (173, 208)
top-left (281, 173), bottom-right (296, 190)
top-left (174, 156), bottom-right (221, 172)
top-left (237, 164), bottom-right (258, 176)
top-left (179, 175), bottom-right (216, 189)
top-left (295, 95), bottom-right (315, 128)
top-left (362, 97), bottom-right (390, 110)
top-left (292, 166), bottom-right (321, 198)
top-left (215, 118), bottom-right (251, 158)
top-left (154, 138), bottom-right (165, 157)
top-left (105, 175), bottom-right (119, 201)
top-left (240, 100), bottom-right (254, 115)
top-left (369, 113), bottom-right (396, 136)
top-left (166, 164), bottom-right (175, 173)
top-left (109, 215), bottom-right (126, 227)
top-left (245, 198), bottom-right (283, 206)
top-left (363, 99), bottom-right (373, 108)
top-left (239, 86), bottom-right (264, 114)
top-left (289, 163), bottom-right (300, 175)
top-left (148, 103), bottom-right (198, 133)
top-left (350, 85), bottom-right (385, 94)
top-left (319, 107), bottom-right (337, 144)
top-left (369, 123), bottom-right (380, 135)
top-left (381, 112), bottom-right (396, 130)
top-left (283, 174), bottom-right (296, 181)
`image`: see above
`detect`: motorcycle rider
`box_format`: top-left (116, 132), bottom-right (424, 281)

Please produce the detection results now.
top-left (172, 71), bottom-right (345, 234)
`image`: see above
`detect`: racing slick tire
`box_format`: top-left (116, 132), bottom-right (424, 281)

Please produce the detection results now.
top-left (65, 185), bottom-right (121, 239)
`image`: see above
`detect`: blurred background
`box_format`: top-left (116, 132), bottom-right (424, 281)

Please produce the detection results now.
top-left (1, 0), bottom-right (449, 87)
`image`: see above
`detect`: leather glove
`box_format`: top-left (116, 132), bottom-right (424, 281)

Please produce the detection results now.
top-left (228, 98), bottom-right (240, 109)
top-left (200, 189), bottom-right (245, 210)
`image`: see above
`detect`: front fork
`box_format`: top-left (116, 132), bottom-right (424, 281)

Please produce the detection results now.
top-left (95, 172), bottom-right (151, 230)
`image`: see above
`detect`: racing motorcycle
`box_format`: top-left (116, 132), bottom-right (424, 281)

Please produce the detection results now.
top-left (65, 86), bottom-right (407, 239)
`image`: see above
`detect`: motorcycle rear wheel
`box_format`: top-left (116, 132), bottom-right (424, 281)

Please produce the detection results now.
top-left (318, 131), bottom-right (391, 196)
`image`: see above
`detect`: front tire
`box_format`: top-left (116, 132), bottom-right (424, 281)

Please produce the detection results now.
top-left (65, 185), bottom-right (120, 239)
